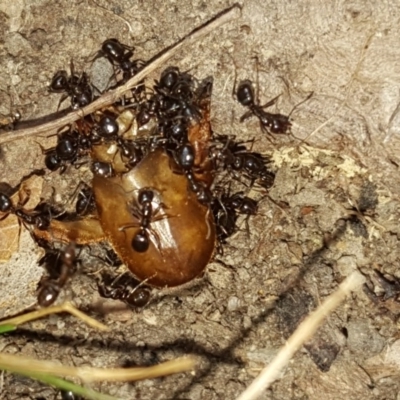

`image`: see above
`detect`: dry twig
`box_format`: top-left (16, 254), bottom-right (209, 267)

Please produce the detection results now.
top-left (0, 5), bottom-right (240, 146)
top-left (235, 271), bottom-right (366, 400)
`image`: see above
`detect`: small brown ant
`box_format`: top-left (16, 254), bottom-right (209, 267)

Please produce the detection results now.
top-left (0, 110), bottom-right (21, 131)
top-left (37, 243), bottom-right (79, 307)
top-left (0, 87), bottom-right (22, 131)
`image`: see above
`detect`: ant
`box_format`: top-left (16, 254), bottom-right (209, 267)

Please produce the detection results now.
top-left (91, 161), bottom-right (114, 178)
top-left (0, 88), bottom-right (22, 131)
top-left (119, 188), bottom-right (169, 253)
top-left (209, 135), bottom-right (275, 189)
top-left (37, 243), bottom-right (78, 307)
top-left (49, 61), bottom-right (93, 110)
top-left (234, 57), bottom-right (312, 139)
top-left (74, 183), bottom-right (96, 217)
top-left (0, 192), bottom-right (53, 231)
top-left (93, 112), bottom-right (146, 168)
top-left (97, 271), bottom-right (151, 308)
top-left (211, 189), bottom-right (258, 245)
top-left (60, 390), bottom-right (81, 400)
top-left (236, 80), bottom-right (291, 135)
top-left (0, 110), bottom-right (21, 131)
top-left (97, 38), bottom-right (145, 83)
top-left (153, 66), bottom-right (202, 123)
top-left (172, 142), bottom-right (212, 204)
top-left (43, 125), bottom-right (95, 173)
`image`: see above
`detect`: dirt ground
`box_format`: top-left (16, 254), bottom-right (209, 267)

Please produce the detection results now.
top-left (1, 1), bottom-right (400, 399)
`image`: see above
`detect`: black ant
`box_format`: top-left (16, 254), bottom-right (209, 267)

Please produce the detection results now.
top-left (43, 126), bottom-right (93, 173)
top-left (211, 190), bottom-right (258, 245)
top-left (223, 191), bottom-right (258, 215)
top-left (211, 198), bottom-right (237, 244)
top-left (37, 243), bottom-right (78, 307)
top-left (60, 390), bottom-right (81, 400)
top-left (103, 248), bottom-right (123, 267)
top-left (74, 183), bottom-right (95, 217)
top-left (119, 188), bottom-right (169, 253)
top-left (93, 112), bottom-right (146, 168)
top-left (237, 81), bottom-right (292, 134)
top-left (97, 271), bottom-right (151, 308)
top-left (153, 66), bottom-right (202, 123)
top-left (209, 135), bottom-right (275, 189)
top-left (172, 142), bottom-right (212, 204)
top-left (0, 192), bottom-right (53, 231)
top-left (100, 38), bottom-right (134, 64)
top-left (233, 54), bottom-right (312, 139)
top-left (237, 80), bottom-right (313, 139)
top-left (49, 61), bottom-right (94, 110)
top-left (97, 38), bottom-right (145, 83)
top-left (91, 161), bottom-right (115, 178)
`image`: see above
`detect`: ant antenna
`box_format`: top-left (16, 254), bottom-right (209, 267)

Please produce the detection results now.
top-left (287, 91), bottom-right (314, 119)
top-left (252, 55), bottom-right (261, 106)
top-left (223, 50), bottom-right (239, 101)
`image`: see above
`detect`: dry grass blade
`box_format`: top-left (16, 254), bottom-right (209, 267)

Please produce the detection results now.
top-left (0, 302), bottom-right (108, 331)
top-left (0, 4), bottom-right (240, 146)
top-left (235, 271), bottom-right (366, 400)
top-left (0, 353), bottom-right (196, 383)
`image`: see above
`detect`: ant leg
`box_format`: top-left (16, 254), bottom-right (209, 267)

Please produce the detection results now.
top-left (147, 228), bottom-right (164, 257)
top-left (259, 123), bottom-right (277, 145)
top-left (260, 94), bottom-right (281, 110)
top-left (69, 59), bottom-right (76, 77)
top-left (253, 55), bottom-right (261, 107)
top-left (57, 93), bottom-right (69, 111)
top-left (118, 222), bottom-right (140, 233)
top-left (125, 276), bottom-right (153, 308)
top-left (0, 211), bottom-right (10, 221)
top-left (287, 91), bottom-right (314, 119)
top-left (239, 109), bottom-right (254, 123)
top-left (67, 181), bottom-right (88, 207)
top-left (224, 51), bottom-right (239, 101)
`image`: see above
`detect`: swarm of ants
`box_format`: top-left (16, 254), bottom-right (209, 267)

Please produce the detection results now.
top-left (0, 37), bottom-right (299, 311)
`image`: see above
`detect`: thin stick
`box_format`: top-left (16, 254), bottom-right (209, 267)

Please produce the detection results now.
top-left (0, 302), bottom-right (108, 331)
top-left (235, 271), bottom-right (366, 400)
top-left (0, 5), bottom-right (240, 146)
top-left (0, 354), bottom-right (196, 382)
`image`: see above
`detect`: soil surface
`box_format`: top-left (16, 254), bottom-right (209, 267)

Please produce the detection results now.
top-left (1, 1), bottom-right (400, 399)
